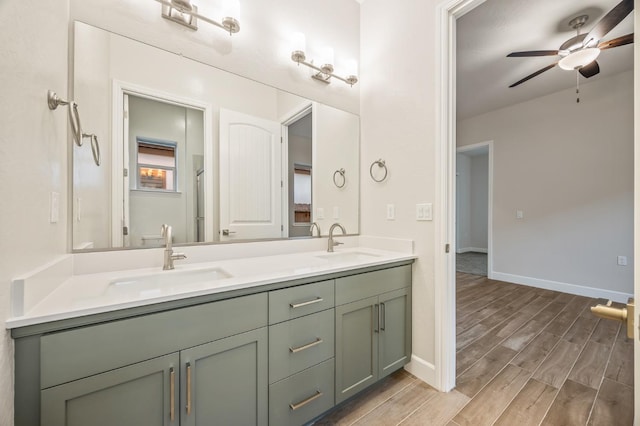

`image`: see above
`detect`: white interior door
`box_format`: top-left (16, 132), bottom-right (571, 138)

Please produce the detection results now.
top-left (219, 109), bottom-right (282, 240)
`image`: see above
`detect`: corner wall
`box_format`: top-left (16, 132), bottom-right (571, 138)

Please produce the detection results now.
top-left (0, 0), bottom-right (70, 422)
top-left (360, 0), bottom-right (438, 383)
top-left (458, 71), bottom-right (634, 300)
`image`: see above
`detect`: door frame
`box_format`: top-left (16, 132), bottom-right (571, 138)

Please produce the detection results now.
top-left (434, 0), bottom-right (487, 392)
top-left (111, 80), bottom-right (214, 246)
top-left (280, 103), bottom-right (313, 238)
top-left (456, 141), bottom-right (494, 279)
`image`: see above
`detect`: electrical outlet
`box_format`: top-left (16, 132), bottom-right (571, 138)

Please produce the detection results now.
top-left (386, 204), bottom-right (395, 220)
top-left (516, 210), bottom-right (524, 219)
top-left (333, 206), bottom-right (340, 219)
top-left (617, 256), bottom-right (628, 266)
top-left (316, 207), bottom-right (324, 220)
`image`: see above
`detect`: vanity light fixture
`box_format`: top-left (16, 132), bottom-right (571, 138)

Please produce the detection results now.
top-left (154, 0), bottom-right (240, 35)
top-left (291, 33), bottom-right (358, 86)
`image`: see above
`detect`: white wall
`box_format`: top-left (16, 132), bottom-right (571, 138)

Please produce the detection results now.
top-left (469, 154), bottom-right (488, 250)
top-left (360, 0), bottom-right (438, 383)
top-left (70, 0), bottom-right (360, 114)
top-left (458, 71), bottom-right (634, 297)
top-left (0, 0), bottom-right (69, 422)
top-left (456, 154), bottom-right (471, 250)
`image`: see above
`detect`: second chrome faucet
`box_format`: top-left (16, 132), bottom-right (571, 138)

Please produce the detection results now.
top-left (327, 223), bottom-right (346, 252)
top-left (161, 224), bottom-right (187, 270)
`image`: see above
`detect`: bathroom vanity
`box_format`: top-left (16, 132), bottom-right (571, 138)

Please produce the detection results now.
top-left (10, 247), bottom-right (413, 426)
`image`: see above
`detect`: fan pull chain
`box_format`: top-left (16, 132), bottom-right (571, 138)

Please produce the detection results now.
top-left (576, 70), bottom-right (580, 103)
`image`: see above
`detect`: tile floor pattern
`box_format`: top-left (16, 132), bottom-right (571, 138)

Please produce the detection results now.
top-left (315, 273), bottom-right (634, 425)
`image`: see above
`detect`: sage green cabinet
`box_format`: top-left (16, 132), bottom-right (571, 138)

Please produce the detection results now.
top-left (181, 328), bottom-right (268, 426)
top-left (41, 353), bottom-right (179, 426)
top-left (335, 266), bottom-right (412, 404)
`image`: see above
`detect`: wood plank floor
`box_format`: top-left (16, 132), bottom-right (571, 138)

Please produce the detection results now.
top-left (315, 273), bottom-right (634, 425)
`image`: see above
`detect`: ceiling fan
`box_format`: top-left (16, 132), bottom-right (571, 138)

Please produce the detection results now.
top-left (507, 0), bottom-right (634, 88)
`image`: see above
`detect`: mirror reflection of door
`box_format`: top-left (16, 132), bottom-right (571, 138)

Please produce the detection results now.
top-left (219, 109), bottom-right (283, 241)
top-left (287, 112), bottom-right (313, 237)
top-left (124, 94), bottom-right (205, 247)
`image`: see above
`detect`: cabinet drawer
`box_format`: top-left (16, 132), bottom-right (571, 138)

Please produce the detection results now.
top-left (269, 358), bottom-right (335, 426)
top-left (336, 265), bottom-right (411, 306)
top-left (41, 293), bottom-right (267, 389)
top-left (269, 280), bottom-right (334, 324)
top-left (269, 309), bottom-right (334, 384)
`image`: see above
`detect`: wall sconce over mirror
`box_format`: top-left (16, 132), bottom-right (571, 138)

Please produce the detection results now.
top-left (154, 0), bottom-right (240, 35)
top-left (291, 32), bottom-right (358, 87)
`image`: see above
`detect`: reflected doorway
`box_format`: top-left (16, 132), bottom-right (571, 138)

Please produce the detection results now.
top-left (286, 111), bottom-right (313, 237)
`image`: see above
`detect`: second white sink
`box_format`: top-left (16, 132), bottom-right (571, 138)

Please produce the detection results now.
top-left (315, 251), bottom-right (380, 263)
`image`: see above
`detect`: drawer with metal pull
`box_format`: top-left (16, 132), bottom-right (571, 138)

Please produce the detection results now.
top-left (269, 279), bottom-right (335, 324)
top-left (269, 358), bottom-right (335, 426)
top-left (269, 309), bottom-right (335, 383)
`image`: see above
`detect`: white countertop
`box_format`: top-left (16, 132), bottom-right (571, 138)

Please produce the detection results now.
top-left (7, 244), bottom-right (416, 329)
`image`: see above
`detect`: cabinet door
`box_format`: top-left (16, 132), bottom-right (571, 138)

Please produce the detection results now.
top-left (378, 288), bottom-right (412, 379)
top-left (181, 327), bottom-right (268, 426)
top-left (335, 296), bottom-right (379, 404)
top-left (41, 353), bottom-right (179, 426)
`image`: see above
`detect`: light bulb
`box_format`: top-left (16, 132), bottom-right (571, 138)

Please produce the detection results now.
top-left (221, 0), bottom-right (240, 18)
top-left (292, 32), bottom-right (306, 53)
top-left (558, 48), bottom-right (601, 71)
top-left (320, 46), bottom-right (334, 67)
top-left (346, 59), bottom-right (358, 77)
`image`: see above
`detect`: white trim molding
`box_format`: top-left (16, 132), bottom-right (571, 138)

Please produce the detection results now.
top-left (456, 247), bottom-right (488, 254)
top-left (434, 0), bottom-right (487, 392)
top-left (405, 354), bottom-right (437, 385)
top-left (491, 271), bottom-right (632, 303)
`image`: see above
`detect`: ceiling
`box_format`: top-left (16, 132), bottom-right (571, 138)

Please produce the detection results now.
top-left (456, 0), bottom-right (634, 120)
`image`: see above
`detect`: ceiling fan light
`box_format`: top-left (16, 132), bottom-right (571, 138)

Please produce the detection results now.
top-left (558, 48), bottom-right (601, 70)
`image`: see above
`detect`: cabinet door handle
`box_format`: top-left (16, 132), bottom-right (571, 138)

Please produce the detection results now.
top-left (290, 297), bottom-right (323, 309)
top-left (289, 390), bottom-right (323, 411)
top-left (290, 338), bottom-right (323, 353)
top-left (186, 362), bottom-right (192, 415)
top-left (380, 302), bottom-right (386, 331)
top-left (169, 367), bottom-right (175, 421)
top-left (374, 304), bottom-right (379, 333)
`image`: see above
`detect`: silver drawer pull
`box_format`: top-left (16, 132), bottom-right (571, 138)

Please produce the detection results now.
top-left (290, 297), bottom-right (323, 309)
top-left (289, 390), bottom-right (323, 411)
top-left (289, 338), bottom-right (323, 353)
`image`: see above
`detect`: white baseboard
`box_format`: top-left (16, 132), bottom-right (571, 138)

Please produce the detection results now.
top-left (404, 354), bottom-right (437, 388)
top-left (456, 247), bottom-right (487, 254)
top-left (491, 271), bottom-right (632, 303)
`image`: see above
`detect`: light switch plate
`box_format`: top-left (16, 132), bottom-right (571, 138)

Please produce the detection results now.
top-left (416, 203), bottom-right (432, 221)
top-left (386, 204), bottom-right (395, 220)
top-left (316, 207), bottom-right (325, 220)
top-left (50, 192), bottom-right (60, 223)
top-left (516, 210), bottom-right (524, 219)
top-left (618, 256), bottom-right (628, 266)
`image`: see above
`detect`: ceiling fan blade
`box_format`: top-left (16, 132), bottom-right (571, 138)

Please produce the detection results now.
top-left (507, 50), bottom-right (560, 57)
top-left (597, 33), bottom-right (634, 50)
top-left (579, 61), bottom-right (600, 78)
top-left (583, 0), bottom-right (634, 47)
top-left (509, 63), bottom-right (557, 88)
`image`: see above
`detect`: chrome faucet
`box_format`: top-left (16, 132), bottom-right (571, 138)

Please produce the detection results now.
top-left (161, 224), bottom-right (187, 270)
top-left (309, 222), bottom-right (321, 237)
top-left (327, 223), bottom-right (346, 252)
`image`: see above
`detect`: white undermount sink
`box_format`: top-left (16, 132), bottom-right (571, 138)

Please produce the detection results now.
top-left (106, 267), bottom-right (233, 296)
top-left (315, 251), bottom-right (380, 263)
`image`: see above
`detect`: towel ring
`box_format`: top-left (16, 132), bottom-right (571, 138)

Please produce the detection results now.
top-left (370, 159), bottom-right (388, 182)
top-left (83, 133), bottom-right (101, 166)
top-left (333, 168), bottom-right (346, 188)
top-left (47, 90), bottom-right (83, 147)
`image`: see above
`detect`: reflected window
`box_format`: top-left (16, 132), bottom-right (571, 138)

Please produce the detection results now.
top-left (136, 139), bottom-right (177, 191)
top-left (293, 165), bottom-right (312, 224)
